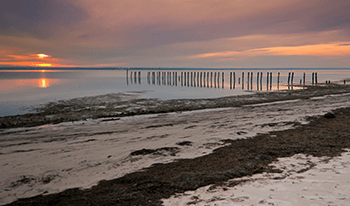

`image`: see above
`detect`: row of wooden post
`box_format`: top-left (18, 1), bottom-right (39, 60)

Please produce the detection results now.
top-left (127, 70), bottom-right (320, 89)
top-left (126, 71), bottom-right (141, 85)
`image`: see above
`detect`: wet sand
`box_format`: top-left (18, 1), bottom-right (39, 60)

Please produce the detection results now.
top-left (2, 84), bottom-right (350, 130)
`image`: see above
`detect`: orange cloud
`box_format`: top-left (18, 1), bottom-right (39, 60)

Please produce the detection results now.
top-left (0, 48), bottom-right (76, 67)
top-left (188, 42), bottom-right (350, 59)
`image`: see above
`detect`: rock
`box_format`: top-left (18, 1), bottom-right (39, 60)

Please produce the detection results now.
top-left (324, 112), bottom-right (335, 119)
top-left (176, 141), bottom-right (192, 146)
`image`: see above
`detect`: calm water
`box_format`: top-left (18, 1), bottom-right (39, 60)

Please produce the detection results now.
top-left (1, 68), bottom-right (350, 116)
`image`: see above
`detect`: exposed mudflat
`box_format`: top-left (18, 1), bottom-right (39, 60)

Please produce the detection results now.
top-left (1, 84), bottom-right (350, 129)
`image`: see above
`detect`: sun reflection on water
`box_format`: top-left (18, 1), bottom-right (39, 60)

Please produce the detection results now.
top-left (39, 78), bottom-right (49, 88)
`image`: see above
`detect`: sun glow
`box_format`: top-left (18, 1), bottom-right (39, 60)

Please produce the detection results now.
top-left (37, 54), bottom-right (50, 59)
top-left (36, 63), bottom-right (52, 67)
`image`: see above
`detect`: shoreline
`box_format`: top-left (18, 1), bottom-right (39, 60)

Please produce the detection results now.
top-left (1, 84), bottom-right (350, 130)
top-left (4, 106), bottom-right (350, 206)
top-left (2, 84), bottom-right (350, 205)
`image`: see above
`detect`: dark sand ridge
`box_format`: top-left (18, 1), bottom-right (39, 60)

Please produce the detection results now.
top-left (1, 84), bottom-right (350, 129)
top-left (5, 90), bottom-right (350, 205)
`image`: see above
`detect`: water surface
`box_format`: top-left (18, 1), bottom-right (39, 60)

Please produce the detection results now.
top-left (1, 68), bottom-right (349, 116)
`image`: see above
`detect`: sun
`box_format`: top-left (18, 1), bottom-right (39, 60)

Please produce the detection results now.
top-left (37, 54), bottom-right (50, 59)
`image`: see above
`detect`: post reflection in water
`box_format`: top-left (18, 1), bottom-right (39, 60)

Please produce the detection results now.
top-left (126, 70), bottom-right (314, 92)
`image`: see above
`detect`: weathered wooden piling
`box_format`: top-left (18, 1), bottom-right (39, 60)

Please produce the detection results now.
top-left (230, 72), bottom-right (232, 89)
top-left (181, 72), bottom-right (184, 87)
top-left (288, 72), bottom-right (291, 85)
top-left (291, 72), bottom-right (294, 85)
top-left (247, 72), bottom-right (250, 90)
top-left (315, 72), bottom-right (318, 84)
top-left (270, 72), bottom-right (272, 90)
top-left (250, 72), bottom-right (253, 90)
top-left (134, 71), bottom-right (137, 83)
top-left (260, 72), bottom-right (263, 90)
top-left (222, 72), bottom-right (224, 89)
top-left (267, 72), bottom-right (269, 90)
top-left (277, 72), bottom-right (280, 90)
top-left (214, 72), bottom-right (217, 88)
top-left (203, 72), bottom-right (205, 87)
top-left (233, 72), bottom-right (235, 89)
top-left (217, 72), bottom-right (219, 87)
top-left (257, 72), bottom-right (260, 90)
top-left (241, 72), bottom-right (244, 89)
top-left (175, 72), bottom-right (177, 86)
top-left (138, 71), bottom-right (141, 84)
top-left (187, 72), bottom-right (189, 87)
top-left (303, 72), bottom-right (305, 86)
top-left (312, 72), bottom-right (314, 84)
top-left (197, 72), bottom-right (200, 87)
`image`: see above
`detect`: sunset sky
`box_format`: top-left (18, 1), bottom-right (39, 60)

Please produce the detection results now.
top-left (1, 0), bottom-right (350, 68)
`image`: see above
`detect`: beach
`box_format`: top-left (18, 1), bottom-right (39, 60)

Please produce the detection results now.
top-left (1, 85), bottom-right (350, 205)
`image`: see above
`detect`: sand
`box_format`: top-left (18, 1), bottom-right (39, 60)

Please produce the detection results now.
top-left (1, 85), bottom-right (350, 205)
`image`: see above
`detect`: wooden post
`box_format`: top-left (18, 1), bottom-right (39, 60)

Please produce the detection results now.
top-left (247, 72), bottom-right (250, 90)
top-left (187, 72), bottom-right (189, 87)
top-left (312, 73), bottom-right (314, 85)
top-left (191, 72), bottom-right (193, 87)
top-left (222, 72), bottom-right (224, 89)
top-left (270, 72), bottom-right (272, 90)
top-left (267, 72), bottom-right (269, 90)
top-left (175, 72), bottom-right (177, 86)
top-left (233, 72), bottom-right (235, 89)
top-left (214, 72), bottom-right (217, 88)
top-left (203, 72), bottom-right (206, 87)
top-left (260, 72), bottom-right (262, 90)
top-left (181, 72), bottom-right (183, 86)
top-left (230, 72), bottom-right (232, 89)
top-left (287, 72), bottom-right (291, 85)
top-left (197, 72), bottom-right (200, 87)
top-left (134, 71), bottom-right (137, 83)
top-left (217, 72), bottom-right (220, 86)
top-left (315, 72), bottom-right (318, 84)
top-left (291, 72), bottom-right (294, 85)
top-left (211, 72), bottom-right (213, 88)
top-left (159, 72), bottom-right (161, 85)
top-left (242, 72), bottom-right (244, 89)
top-left (138, 71), bottom-right (141, 84)
top-left (277, 72), bottom-right (280, 90)
top-left (257, 72), bottom-right (260, 91)
top-left (250, 72), bottom-right (253, 90)
top-left (303, 72), bottom-right (305, 86)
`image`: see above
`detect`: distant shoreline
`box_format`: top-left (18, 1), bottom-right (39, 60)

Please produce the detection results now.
top-left (1, 67), bottom-right (350, 71)
top-left (1, 84), bottom-right (350, 130)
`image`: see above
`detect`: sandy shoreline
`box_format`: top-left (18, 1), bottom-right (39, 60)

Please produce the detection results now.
top-left (1, 85), bottom-right (350, 205)
top-left (2, 84), bottom-right (350, 130)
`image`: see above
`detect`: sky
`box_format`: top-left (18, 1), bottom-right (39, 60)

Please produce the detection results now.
top-left (0, 0), bottom-right (350, 68)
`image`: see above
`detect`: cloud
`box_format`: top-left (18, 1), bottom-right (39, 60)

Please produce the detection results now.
top-left (0, 0), bottom-right (88, 39)
top-left (1, 0), bottom-right (350, 68)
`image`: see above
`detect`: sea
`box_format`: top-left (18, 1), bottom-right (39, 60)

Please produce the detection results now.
top-left (1, 68), bottom-right (350, 117)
